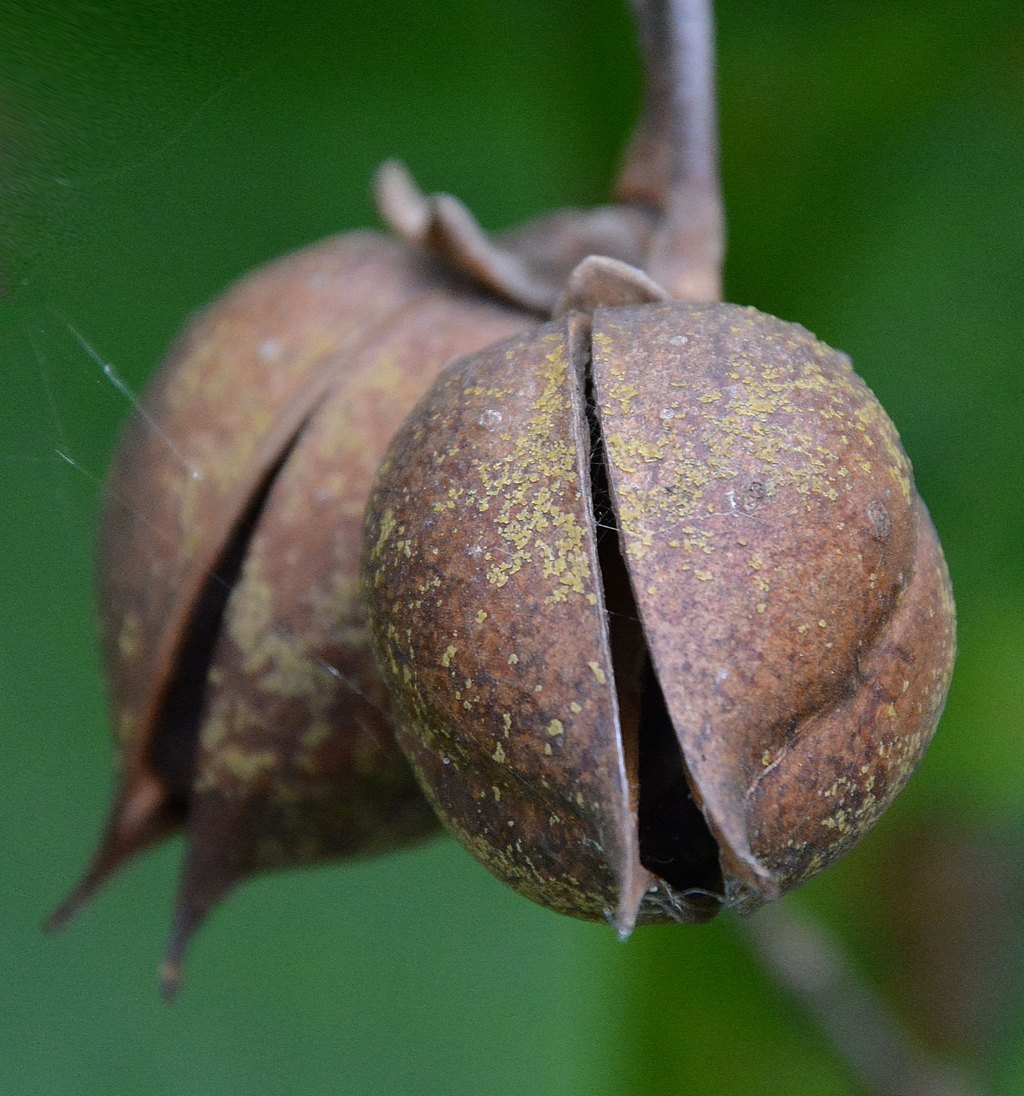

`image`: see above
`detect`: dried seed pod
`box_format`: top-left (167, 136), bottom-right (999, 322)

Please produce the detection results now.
top-left (49, 229), bottom-right (533, 988)
top-left (362, 287), bottom-right (956, 933)
top-left (52, 151), bottom-right (667, 986)
top-left (49, 3), bottom-right (737, 980)
top-left (51, 0), bottom-right (958, 988)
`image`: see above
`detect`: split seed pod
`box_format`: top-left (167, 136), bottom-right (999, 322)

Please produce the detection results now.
top-left (52, 0), bottom-right (957, 980)
top-left (363, 266), bottom-right (956, 933)
top-left (50, 167), bottom-right (669, 988)
top-left (49, 230), bottom-right (529, 989)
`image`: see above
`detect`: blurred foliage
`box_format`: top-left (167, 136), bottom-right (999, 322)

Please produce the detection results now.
top-left (1, 1), bottom-right (1021, 1094)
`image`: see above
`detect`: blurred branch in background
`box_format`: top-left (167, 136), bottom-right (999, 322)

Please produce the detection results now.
top-left (744, 904), bottom-right (982, 1096)
top-left (742, 812), bottom-right (1024, 1095)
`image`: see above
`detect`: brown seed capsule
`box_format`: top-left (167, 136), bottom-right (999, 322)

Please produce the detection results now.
top-left (51, 0), bottom-right (958, 985)
top-left (48, 229), bottom-right (532, 989)
top-left (51, 163), bottom-right (662, 989)
top-left (362, 286), bottom-right (956, 933)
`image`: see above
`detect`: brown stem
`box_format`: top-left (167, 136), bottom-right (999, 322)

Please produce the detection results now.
top-left (618, 0), bottom-right (724, 302)
top-left (740, 903), bottom-right (984, 1096)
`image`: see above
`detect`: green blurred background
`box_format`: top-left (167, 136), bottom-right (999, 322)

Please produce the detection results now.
top-left (2, 1), bottom-right (1022, 1093)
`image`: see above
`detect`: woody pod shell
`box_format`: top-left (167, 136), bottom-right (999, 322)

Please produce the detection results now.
top-left (51, 229), bottom-right (531, 984)
top-left (362, 298), bottom-right (956, 933)
top-left (52, 161), bottom-right (665, 985)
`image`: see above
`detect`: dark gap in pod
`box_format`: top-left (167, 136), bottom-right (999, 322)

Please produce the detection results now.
top-left (582, 331), bottom-right (723, 912)
top-left (147, 427), bottom-right (307, 812)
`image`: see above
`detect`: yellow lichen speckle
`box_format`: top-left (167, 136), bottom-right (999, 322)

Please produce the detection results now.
top-left (460, 342), bottom-right (596, 605)
top-left (370, 507), bottom-right (397, 560)
top-left (117, 613), bottom-right (141, 662)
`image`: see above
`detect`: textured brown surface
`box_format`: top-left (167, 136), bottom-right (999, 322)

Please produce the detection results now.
top-left (364, 319), bottom-right (650, 931)
top-left (171, 284), bottom-right (526, 957)
top-left (592, 302), bottom-right (955, 907)
top-left (100, 234), bottom-right (430, 765)
top-left (364, 298), bottom-right (955, 926)
top-left (56, 230), bottom-right (531, 959)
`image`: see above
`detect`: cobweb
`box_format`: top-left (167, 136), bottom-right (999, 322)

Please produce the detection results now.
top-left (0, 2), bottom-right (433, 904)
top-left (4, 5), bottom-right (257, 557)
top-left (2, 4), bottom-right (387, 650)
